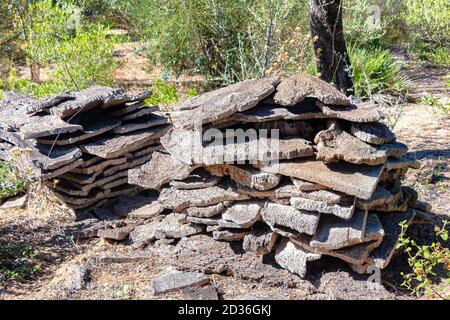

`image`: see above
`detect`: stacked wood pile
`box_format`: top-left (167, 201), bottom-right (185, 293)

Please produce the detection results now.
top-left (0, 87), bottom-right (169, 210)
top-left (128, 74), bottom-right (426, 277)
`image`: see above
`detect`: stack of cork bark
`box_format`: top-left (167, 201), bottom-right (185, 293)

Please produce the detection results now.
top-left (0, 86), bottom-right (169, 210)
top-left (129, 74), bottom-right (426, 277)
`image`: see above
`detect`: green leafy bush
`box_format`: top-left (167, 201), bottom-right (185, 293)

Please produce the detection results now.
top-left (28, 0), bottom-right (116, 91)
top-left (419, 95), bottom-right (450, 117)
top-left (343, 0), bottom-right (388, 44)
top-left (0, 161), bottom-right (27, 200)
top-left (397, 220), bottom-right (450, 299)
top-left (3, 68), bottom-right (64, 98)
top-left (0, 244), bottom-right (41, 281)
top-left (50, 24), bottom-right (116, 90)
top-left (1, 0), bottom-right (117, 97)
top-left (186, 88), bottom-right (198, 99)
top-left (409, 42), bottom-right (450, 66)
top-left (402, 0), bottom-right (449, 47)
top-left (348, 44), bottom-right (410, 99)
top-left (401, 0), bottom-right (449, 66)
top-left (116, 0), bottom-right (314, 84)
top-left (144, 77), bottom-right (201, 110)
top-left (145, 79), bottom-right (179, 110)
top-left (117, 0), bottom-right (248, 78)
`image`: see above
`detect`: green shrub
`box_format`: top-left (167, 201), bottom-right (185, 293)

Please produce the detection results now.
top-left (0, 244), bottom-right (41, 281)
top-left (402, 0), bottom-right (449, 66)
top-left (1, 0), bottom-right (117, 98)
top-left (145, 79), bottom-right (179, 109)
top-left (0, 2), bottom-right (24, 70)
top-left (419, 95), bottom-right (450, 117)
top-left (348, 44), bottom-right (410, 99)
top-left (186, 88), bottom-right (198, 99)
top-left (116, 0), bottom-right (314, 84)
top-left (3, 68), bottom-right (63, 98)
top-left (50, 24), bottom-right (116, 90)
top-left (397, 220), bottom-right (450, 299)
top-left (0, 161), bottom-right (27, 200)
top-left (343, 0), bottom-right (388, 44)
top-left (409, 42), bottom-right (450, 66)
top-left (28, 0), bottom-right (116, 92)
top-left (402, 0), bottom-right (449, 47)
top-left (117, 0), bottom-right (249, 78)
top-left (144, 77), bottom-right (203, 110)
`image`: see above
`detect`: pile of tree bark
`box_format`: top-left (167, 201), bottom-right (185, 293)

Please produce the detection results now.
top-left (0, 86), bottom-right (169, 209)
top-left (128, 74), bottom-right (427, 277)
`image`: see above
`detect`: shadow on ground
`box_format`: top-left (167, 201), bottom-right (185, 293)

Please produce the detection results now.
top-left (0, 219), bottom-right (78, 296)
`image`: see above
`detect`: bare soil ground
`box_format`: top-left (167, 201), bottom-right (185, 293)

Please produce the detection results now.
top-left (0, 57), bottom-right (448, 300)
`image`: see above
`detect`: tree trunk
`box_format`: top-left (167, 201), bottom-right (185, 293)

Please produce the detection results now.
top-left (30, 62), bottom-right (41, 83)
top-left (309, 0), bottom-right (354, 96)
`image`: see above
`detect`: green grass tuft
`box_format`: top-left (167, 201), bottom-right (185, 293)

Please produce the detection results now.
top-left (349, 44), bottom-right (411, 99)
top-left (0, 162), bottom-right (27, 200)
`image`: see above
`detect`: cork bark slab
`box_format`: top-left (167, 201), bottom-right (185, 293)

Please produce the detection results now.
top-left (170, 77), bottom-right (280, 129)
top-left (80, 126), bottom-right (169, 159)
top-left (273, 73), bottom-right (351, 106)
top-left (258, 159), bottom-right (384, 200)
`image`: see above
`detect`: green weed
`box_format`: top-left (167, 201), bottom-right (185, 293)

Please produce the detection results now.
top-left (0, 244), bottom-right (41, 281)
top-left (348, 44), bottom-right (411, 99)
top-left (145, 79), bottom-right (179, 110)
top-left (0, 161), bottom-right (27, 200)
top-left (397, 220), bottom-right (450, 299)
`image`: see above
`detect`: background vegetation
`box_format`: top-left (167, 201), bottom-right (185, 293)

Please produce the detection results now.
top-left (0, 0), bottom-right (448, 100)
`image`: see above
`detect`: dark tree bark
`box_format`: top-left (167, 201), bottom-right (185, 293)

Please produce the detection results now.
top-left (309, 0), bottom-right (354, 96)
top-left (30, 62), bottom-right (41, 83)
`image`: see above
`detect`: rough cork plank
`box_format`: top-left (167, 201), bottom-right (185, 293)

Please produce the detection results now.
top-left (310, 211), bottom-right (384, 251)
top-left (36, 119), bottom-right (121, 146)
top-left (314, 122), bottom-right (387, 166)
top-left (274, 238), bottom-right (322, 278)
top-left (205, 164), bottom-right (281, 191)
top-left (273, 73), bottom-right (350, 106)
top-left (170, 77), bottom-right (280, 129)
top-left (161, 127), bottom-right (313, 165)
top-left (49, 86), bottom-right (125, 118)
top-left (70, 157), bottom-right (127, 175)
top-left (290, 197), bottom-right (355, 220)
top-left (128, 151), bottom-right (197, 190)
top-left (19, 115), bottom-right (83, 139)
top-left (33, 144), bottom-right (83, 171)
top-left (316, 101), bottom-right (381, 123)
top-left (258, 158), bottom-right (384, 200)
top-left (261, 202), bottom-right (320, 235)
top-left (159, 183), bottom-right (251, 212)
top-left (152, 271), bottom-right (209, 295)
top-left (350, 122), bottom-right (396, 145)
top-left (113, 114), bottom-right (168, 134)
top-left (80, 126), bottom-right (169, 159)
top-left (170, 168), bottom-right (221, 190)
top-left (231, 100), bottom-right (328, 123)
